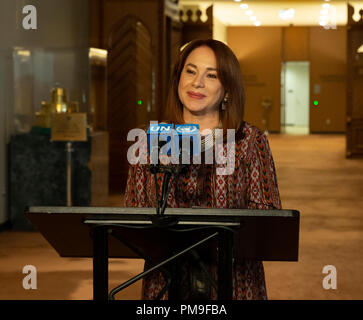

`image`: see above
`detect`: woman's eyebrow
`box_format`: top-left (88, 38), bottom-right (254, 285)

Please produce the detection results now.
top-left (185, 63), bottom-right (197, 69)
top-left (185, 63), bottom-right (217, 71)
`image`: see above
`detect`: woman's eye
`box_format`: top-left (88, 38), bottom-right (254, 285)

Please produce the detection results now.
top-left (207, 74), bottom-right (217, 79)
top-left (186, 69), bottom-right (195, 75)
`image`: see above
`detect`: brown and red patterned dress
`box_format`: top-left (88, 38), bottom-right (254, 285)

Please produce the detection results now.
top-left (124, 122), bottom-right (281, 300)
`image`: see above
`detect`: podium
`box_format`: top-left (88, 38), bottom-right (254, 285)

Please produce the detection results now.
top-left (25, 206), bottom-right (300, 300)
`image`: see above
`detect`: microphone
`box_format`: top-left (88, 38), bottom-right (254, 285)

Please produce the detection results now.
top-left (146, 122), bottom-right (200, 167)
top-left (146, 122), bottom-right (201, 218)
top-left (147, 122), bottom-right (173, 163)
top-left (146, 122), bottom-right (173, 216)
top-left (173, 124), bottom-right (200, 174)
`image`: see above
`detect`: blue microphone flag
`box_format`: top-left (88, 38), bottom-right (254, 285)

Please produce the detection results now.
top-left (147, 123), bottom-right (173, 160)
top-left (174, 124), bottom-right (200, 160)
top-left (147, 122), bottom-right (201, 164)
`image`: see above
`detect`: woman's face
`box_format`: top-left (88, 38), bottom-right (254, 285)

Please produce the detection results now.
top-left (178, 46), bottom-right (224, 117)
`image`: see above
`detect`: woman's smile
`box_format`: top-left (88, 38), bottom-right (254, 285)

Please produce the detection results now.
top-left (187, 91), bottom-right (206, 99)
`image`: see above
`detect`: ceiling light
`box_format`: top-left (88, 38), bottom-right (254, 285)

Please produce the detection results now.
top-left (245, 10), bottom-right (253, 16)
top-left (250, 16), bottom-right (257, 21)
top-left (279, 8), bottom-right (295, 20)
top-left (234, 0), bottom-right (242, 2)
top-left (17, 50), bottom-right (31, 57)
top-left (240, 4), bottom-right (248, 10)
top-left (254, 21), bottom-right (261, 26)
top-left (322, 3), bottom-right (330, 9)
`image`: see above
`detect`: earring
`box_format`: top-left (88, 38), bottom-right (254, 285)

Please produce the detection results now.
top-left (221, 93), bottom-right (228, 110)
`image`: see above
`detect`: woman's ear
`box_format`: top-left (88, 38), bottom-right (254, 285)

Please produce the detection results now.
top-left (221, 92), bottom-right (229, 110)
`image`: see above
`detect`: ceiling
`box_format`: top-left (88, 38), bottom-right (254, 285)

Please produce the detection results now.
top-left (179, 0), bottom-right (363, 26)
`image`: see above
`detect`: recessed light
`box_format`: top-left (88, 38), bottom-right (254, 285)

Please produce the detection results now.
top-left (240, 4), bottom-right (248, 10)
top-left (254, 21), bottom-right (261, 26)
top-left (234, 0), bottom-right (242, 2)
top-left (245, 10), bottom-right (253, 16)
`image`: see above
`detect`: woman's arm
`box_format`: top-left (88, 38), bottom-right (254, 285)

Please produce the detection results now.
top-left (246, 129), bottom-right (281, 210)
top-left (124, 163), bottom-right (149, 207)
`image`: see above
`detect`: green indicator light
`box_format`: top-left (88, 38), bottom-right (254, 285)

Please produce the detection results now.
top-left (313, 100), bottom-right (319, 106)
top-left (137, 100), bottom-right (142, 105)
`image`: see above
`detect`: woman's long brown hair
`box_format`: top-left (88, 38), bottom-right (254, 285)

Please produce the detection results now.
top-left (166, 39), bottom-right (245, 132)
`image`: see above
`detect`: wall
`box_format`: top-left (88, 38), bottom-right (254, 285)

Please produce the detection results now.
top-left (309, 26), bottom-right (346, 133)
top-left (213, 16), bottom-right (227, 44)
top-left (227, 25), bottom-right (347, 133)
top-left (283, 27), bottom-right (309, 61)
top-left (227, 27), bottom-right (282, 132)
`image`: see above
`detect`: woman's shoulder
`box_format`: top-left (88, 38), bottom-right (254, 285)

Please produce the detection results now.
top-left (237, 121), bottom-right (266, 144)
top-left (233, 121), bottom-right (272, 163)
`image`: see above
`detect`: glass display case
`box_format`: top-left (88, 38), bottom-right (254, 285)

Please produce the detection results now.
top-left (6, 47), bottom-right (109, 230)
top-left (11, 47), bottom-right (90, 133)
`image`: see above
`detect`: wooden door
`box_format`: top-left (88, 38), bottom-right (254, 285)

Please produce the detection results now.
top-left (107, 15), bottom-right (154, 192)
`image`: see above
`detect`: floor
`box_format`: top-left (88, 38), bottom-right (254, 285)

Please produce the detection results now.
top-left (282, 125), bottom-right (310, 135)
top-left (1, 133), bottom-right (363, 300)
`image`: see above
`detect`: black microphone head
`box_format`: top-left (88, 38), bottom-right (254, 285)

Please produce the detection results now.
top-left (150, 164), bottom-right (159, 174)
top-left (178, 164), bottom-right (189, 176)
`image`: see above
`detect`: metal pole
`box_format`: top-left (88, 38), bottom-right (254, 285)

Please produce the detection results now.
top-left (66, 142), bottom-right (73, 207)
top-left (218, 229), bottom-right (233, 300)
top-left (108, 231), bottom-right (219, 299)
top-left (93, 226), bottom-right (109, 300)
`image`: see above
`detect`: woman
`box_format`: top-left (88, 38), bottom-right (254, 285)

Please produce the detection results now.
top-left (125, 39), bottom-right (281, 300)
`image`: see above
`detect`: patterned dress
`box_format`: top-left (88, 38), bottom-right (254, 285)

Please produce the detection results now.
top-left (124, 122), bottom-right (281, 300)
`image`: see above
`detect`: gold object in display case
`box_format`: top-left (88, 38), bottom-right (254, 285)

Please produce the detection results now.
top-left (68, 101), bottom-right (79, 113)
top-left (35, 86), bottom-right (80, 128)
top-left (50, 87), bottom-right (68, 113)
top-left (34, 101), bottom-right (52, 128)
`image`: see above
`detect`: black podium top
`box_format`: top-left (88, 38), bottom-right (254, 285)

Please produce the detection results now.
top-left (25, 206), bottom-right (299, 262)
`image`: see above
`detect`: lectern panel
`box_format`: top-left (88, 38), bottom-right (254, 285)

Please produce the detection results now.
top-left (25, 206), bottom-right (299, 261)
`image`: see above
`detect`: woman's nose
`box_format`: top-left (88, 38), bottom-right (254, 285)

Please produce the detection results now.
top-left (192, 74), bottom-right (204, 88)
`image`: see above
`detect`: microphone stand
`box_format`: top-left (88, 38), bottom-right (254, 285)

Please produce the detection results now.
top-left (147, 132), bottom-right (216, 299)
top-left (150, 149), bottom-right (188, 227)
top-left (150, 164), bottom-right (185, 227)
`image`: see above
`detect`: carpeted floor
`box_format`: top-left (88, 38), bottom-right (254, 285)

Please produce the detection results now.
top-left (1, 133), bottom-right (363, 300)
